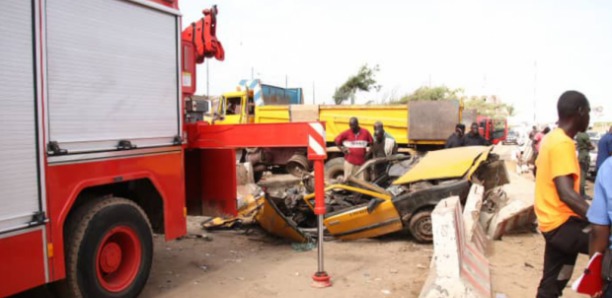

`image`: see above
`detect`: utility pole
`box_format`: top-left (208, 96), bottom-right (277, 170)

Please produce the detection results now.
top-left (312, 81), bottom-right (315, 104)
top-left (285, 75), bottom-right (288, 89)
top-left (533, 60), bottom-right (537, 124)
top-left (251, 67), bottom-right (254, 80)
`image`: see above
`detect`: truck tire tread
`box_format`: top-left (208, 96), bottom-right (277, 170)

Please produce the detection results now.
top-left (62, 197), bottom-right (152, 298)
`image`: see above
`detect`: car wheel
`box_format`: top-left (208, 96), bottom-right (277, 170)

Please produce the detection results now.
top-left (324, 157), bottom-right (345, 182)
top-left (409, 209), bottom-right (433, 243)
top-left (61, 197), bottom-right (153, 298)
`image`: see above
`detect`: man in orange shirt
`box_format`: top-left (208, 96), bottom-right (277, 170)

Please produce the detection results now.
top-left (534, 91), bottom-right (591, 298)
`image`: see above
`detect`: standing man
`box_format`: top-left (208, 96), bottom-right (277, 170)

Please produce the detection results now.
top-left (534, 91), bottom-right (591, 298)
top-left (367, 122), bottom-right (398, 181)
top-left (463, 122), bottom-right (489, 146)
top-left (373, 121), bottom-right (395, 142)
top-left (371, 121), bottom-right (397, 157)
top-left (576, 131), bottom-right (594, 198)
top-left (335, 117), bottom-right (373, 181)
top-left (529, 125), bottom-right (539, 172)
top-left (586, 156), bottom-right (612, 297)
top-left (596, 126), bottom-right (612, 173)
top-left (445, 124), bottom-right (465, 148)
top-left (529, 125), bottom-right (538, 144)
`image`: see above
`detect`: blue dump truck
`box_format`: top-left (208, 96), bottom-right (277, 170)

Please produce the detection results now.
top-left (235, 79), bottom-right (303, 105)
top-left (259, 83), bottom-right (303, 105)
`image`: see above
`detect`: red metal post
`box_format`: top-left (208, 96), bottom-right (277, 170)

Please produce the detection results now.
top-left (311, 158), bottom-right (331, 288)
top-left (306, 122), bottom-right (331, 288)
top-left (313, 160), bottom-right (326, 215)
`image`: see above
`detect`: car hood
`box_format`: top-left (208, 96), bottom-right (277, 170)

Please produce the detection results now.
top-left (393, 146), bottom-right (492, 185)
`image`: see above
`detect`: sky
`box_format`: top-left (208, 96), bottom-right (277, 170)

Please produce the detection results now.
top-left (180, 0), bottom-right (612, 124)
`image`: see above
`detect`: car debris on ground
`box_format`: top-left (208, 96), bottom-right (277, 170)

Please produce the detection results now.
top-left (203, 146), bottom-right (534, 244)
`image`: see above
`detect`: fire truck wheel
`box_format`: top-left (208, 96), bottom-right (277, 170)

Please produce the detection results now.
top-left (62, 197), bottom-right (153, 298)
top-left (408, 209), bottom-right (433, 243)
top-left (324, 157), bottom-right (345, 182)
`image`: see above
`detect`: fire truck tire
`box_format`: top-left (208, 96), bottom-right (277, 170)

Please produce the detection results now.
top-left (324, 157), bottom-right (345, 182)
top-left (408, 209), bottom-right (433, 243)
top-left (61, 197), bottom-right (153, 298)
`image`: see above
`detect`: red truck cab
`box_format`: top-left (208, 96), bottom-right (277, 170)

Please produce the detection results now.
top-left (476, 116), bottom-right (508, 145)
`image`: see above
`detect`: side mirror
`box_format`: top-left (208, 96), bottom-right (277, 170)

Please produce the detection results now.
top-left (202, 100), bottom-right (212, 115)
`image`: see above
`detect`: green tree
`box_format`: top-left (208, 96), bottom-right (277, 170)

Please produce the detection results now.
top-left (463, 95), bottom-right (515, 118)
top-left (393, 85), bottom-right (515, 118)
top-left (393, 85), bottom-right (463, 103)
top-left (333, 64), bottom-right (381, 105)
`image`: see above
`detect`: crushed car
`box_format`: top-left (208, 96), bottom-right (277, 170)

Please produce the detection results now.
top-left (205, 146), bottom-right (509, 243)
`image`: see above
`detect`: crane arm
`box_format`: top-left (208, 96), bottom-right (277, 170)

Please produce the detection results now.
top-left (182, 5), bottom-right (225, 63)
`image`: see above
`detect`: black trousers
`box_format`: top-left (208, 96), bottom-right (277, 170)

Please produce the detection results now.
top-left (537, 217), bottom-right (589, 298)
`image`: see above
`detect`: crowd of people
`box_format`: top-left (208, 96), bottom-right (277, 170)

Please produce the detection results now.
top-left (444, 122), bottom-right (490, 148)
top-left (333, 117), bottom-right (397, 182)
top-left (333, 116), bottom-right (494, 183)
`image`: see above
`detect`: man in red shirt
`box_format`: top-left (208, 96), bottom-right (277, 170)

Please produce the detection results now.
top-left (335, 117), bottom-right (373, 181)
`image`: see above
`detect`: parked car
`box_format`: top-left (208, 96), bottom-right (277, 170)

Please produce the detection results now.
top-left (503, 130), bottom-right (523, 145)
top-left (257, 146), bottom-right (508, 243)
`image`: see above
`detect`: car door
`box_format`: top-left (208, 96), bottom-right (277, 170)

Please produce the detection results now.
top-left (321, 185), bottom-right (403, 241)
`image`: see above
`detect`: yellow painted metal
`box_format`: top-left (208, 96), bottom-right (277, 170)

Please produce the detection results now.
top-left (254, 105), bottom-right (290, 123)
top-left (213, 91), bottom-right (254, 124)
top-left (318, 105), bottom-right (408, 144)
top-left (203, 195), bottom-right (264, 229)
top-left (223, 91), bottom-right (246, 99)
top-left (251, 103), bottom-right (463, 147)
top-left (323, 200), bottom-right (402, 240)
top-left (303, 184), bottom-right (392, 210)
top-left (466, 147), bottom-right (492, 179)
top-left (393, 146), bottom-right (492, 185)
top-left (255, 196), bottom-right (308, 243)
top-left (300, 183), bottom-right (400, 240)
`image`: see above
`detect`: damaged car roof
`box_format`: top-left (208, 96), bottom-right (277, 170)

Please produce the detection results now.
top-left (393, 146), bottom-right (492, 185)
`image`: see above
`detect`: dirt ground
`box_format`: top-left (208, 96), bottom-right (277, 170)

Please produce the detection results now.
top-left (142, 219), bottom-right (432, 298)
top-left (143, 215), bottom-right (591, 298)
top-left (141, 145), bottom-right (595, 298)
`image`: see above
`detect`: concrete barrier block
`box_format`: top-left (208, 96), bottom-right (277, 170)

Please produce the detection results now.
top-left (463, 185), bottom-right (489, 255)
top-left (486, 199), bottom-right (535, 240)
top-left (420, 196), bottom-right (491, 298)
top-left (431, 196), bottom-right (463, 278)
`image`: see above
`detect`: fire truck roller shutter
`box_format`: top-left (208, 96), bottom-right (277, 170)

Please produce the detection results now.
top-left (46, 0), bottom-right (181, 154)
top-left (0, 0), bottom-right (44, 233)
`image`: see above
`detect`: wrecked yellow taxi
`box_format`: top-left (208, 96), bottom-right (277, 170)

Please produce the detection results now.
top-left (206, 146), bottom-right (508, 243)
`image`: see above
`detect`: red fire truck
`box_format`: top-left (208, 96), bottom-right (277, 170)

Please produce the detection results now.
top-left (0, 0), bottom-right (221, 296)
top-left (1, 1), bottom-right (330, 296)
